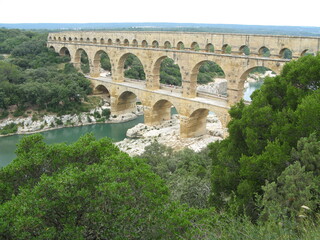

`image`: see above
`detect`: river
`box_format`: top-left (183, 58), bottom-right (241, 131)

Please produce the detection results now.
top-left (243, 81), bottom-right (263, 101)
top-left (0, 115), bottom-right (144, 168)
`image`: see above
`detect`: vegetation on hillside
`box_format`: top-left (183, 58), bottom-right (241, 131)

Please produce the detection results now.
top-left (0, 29), bottom-right (92, 116)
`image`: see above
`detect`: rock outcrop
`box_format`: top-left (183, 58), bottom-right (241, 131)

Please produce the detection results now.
top-left (116, 114), bottom-right (225, 156)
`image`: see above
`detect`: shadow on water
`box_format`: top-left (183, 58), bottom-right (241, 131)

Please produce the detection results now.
top-left (0, 115), bottom-right (144, 168)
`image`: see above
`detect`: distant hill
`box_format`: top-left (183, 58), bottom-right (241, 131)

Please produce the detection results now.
top-left (1, 22), bottom-right (320, 36)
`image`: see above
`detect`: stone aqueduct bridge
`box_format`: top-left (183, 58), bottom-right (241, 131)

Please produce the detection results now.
top-left (47, 31), bottom-right (320, 138)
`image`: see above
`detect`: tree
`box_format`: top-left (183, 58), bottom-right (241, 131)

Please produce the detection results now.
top-left (260, 161), bottom-right (320, 220)
top-left (208, 54), bottom-right (320, 216)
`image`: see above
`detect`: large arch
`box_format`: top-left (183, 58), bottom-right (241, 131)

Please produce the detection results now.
top-left (190, 60), bottom-right (225, 93)
top-left (181, 108), bottom-right (209, 138)
top-left (151, 56), bottom-right (182, 87)
top-left (148, 99), bottom-right (178, 126)
top-left (93, 85), bottom-right (111, 102)
top-left (59, 47), bottom-right (71, 57)
top-left (114, 53), bottom-right (146, 82)
top-left (113, 91), bottom-right (138, 115)
top-left (74, 48), bottom-right (90, 74)
top-left (92, 50), bottom-right (112, 77)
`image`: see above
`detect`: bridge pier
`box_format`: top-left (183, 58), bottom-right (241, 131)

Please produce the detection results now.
top-left (144, 101), bottom-right (172, 126)
top-left (110, 94), bottom-right (137, 116)
top-left (180, 109), bottom-right (209, 138)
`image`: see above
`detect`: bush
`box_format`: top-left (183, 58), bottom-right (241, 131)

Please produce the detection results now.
top-left (0, 110), bottom-right (9, 120)
top-left (101, 108), bottom-right (111, 119)
top-left (0, 122), bottom-right (18, 135)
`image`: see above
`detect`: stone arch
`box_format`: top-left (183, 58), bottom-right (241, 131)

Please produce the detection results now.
top-left (107, 39), bottom-right (112, 45)
top-left (80, 38), bottom-right (84, 42)
top-left (191, 42), bottom-right (200, 51)
top-left (152, 40), bottom-right (159, 48)
top-left (206, 43), bottom-right (214, 52)
top-left (301, 49), bottom-right (315, 56)
top-left (116, 39), bottom-right (121, 45)
top-left (93, 38), bottom-right (97, 43)
top-left (68, 37), bottom-right (72, 41)
top-left (75, 48), bottom-right (90, 74)
top-left (63, 37), bottom-right (67, 41)
top-left (123, 39), bottom-right (129, 46)
top-left (164, 41), bottom-right (171, 49)
top-left (58, 37), bottom-right (61, 41)
top-left (86, 37), bottom-right (90, 43)
top-left (279, 48), bottom-right (292, 59)
top-left (142, 40), bottom-right (148, 47)
top-left (148, 99), bottom-right (179, 126)
top-left (59, 47), bottom-right (71, 57)
top-left (132, 39), bottom-right (138, 47)
top-left (100, 38), bottom-right (105, 44)
top-left (222, 44), bottom-right (231, 54)
top-left (49, 36), bottom-right (52, 40)
top-left (182, 108), bottom-right (209, 138)
top-left (258, 46), bottom-right (270, 57)
top-left (152, 56), bottom-right (182, 87)
top-left (190, 60), bottom-right (225, 89)
top-left (49, 46), bottom-right (55, 52)
top-left (74, 37), bottom-right (78, 41)
top-left (177, 41), bottom-right (185, 50)
top-left (94, 84), bottom-right (110, 102)
top-left (239, 45), bottom-right (250, 55)
top-left (113, 90), bottom-right (138, 115)
top-left (115, 53), bottom-right (146, 82)
top-left (92, 50), bottom-right (112, 77)
top-left (53, 37), bottom-right (56, 41)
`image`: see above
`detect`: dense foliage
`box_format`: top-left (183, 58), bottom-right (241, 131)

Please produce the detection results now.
top-left (209, 54), bottom-right (320, 220)
top-left (0, 29), bottom-right (92, 115)
top-left (0, 134), bottom-right (217, 239)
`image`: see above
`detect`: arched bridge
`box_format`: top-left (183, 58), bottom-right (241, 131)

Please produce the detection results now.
top-left (47, 31), bottom-right (319, 138)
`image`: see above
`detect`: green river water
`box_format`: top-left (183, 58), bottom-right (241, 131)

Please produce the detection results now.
top-left (0, 115), bottom-right (144, 168)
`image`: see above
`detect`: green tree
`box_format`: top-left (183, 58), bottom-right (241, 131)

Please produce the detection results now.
top-left (260, 161), bottom-right (320, 220)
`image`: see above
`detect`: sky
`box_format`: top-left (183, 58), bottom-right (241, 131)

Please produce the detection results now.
top-left (0, 0), bottom-right (319, 27)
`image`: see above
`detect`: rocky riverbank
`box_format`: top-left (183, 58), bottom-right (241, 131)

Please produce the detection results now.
top-left (116, 114), bottom-right (225, 156)
top-left (0, 104), bottom-right (144, 137)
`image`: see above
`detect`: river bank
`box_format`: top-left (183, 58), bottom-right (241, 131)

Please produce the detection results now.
top-left (0, 103), bottom-right (144, 137)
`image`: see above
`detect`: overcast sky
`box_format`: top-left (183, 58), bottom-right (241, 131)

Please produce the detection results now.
top-left (0, 0), bottom-right (319, 27)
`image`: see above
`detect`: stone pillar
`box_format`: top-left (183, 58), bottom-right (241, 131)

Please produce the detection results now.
top-left (90, 59), bottom-right (100, 78)
top-left (143, 106), bottom-right (153, 125)
top-left (180, 112), bottom-right (207, 138)
top-left (227, 87), bottom-right (244, 105)
top-left (146, 74), bottom-right (160, 90)
top-left (72, 55), bottom-right (81, 71)
top-left (182, 72), bottom-right (197, 98)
